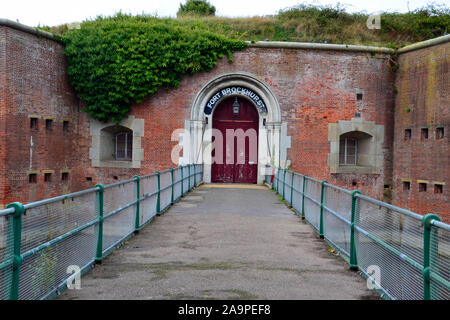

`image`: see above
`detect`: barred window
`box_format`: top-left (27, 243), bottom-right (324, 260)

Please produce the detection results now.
top-left (99, 125), bottom-right (133, 162)
top-left (339, 138), bottom-right (357, 165)
top-left (115, 132), bottom-right (133, 160)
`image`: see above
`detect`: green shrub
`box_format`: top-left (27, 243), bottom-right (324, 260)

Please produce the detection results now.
top-left (381, 4), bottom-right (449, 40)
top-left (41, 3), bottom-right (449, 45)
top-left (38, 3), bottom-right (448, 122)
top-left (177, 0), bottom-right (216, 17)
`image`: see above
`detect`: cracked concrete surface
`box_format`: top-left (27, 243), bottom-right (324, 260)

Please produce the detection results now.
top-left (58, 184), bottom-right (380, 300)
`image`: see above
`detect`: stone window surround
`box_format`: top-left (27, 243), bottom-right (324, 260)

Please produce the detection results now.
top-left (328, 118), bottom-right (384, 175)
top-left (89, 115), bottom-right (144, 169)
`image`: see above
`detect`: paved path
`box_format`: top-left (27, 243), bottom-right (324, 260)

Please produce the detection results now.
top-left (59, 184), bottom-right (379, 300)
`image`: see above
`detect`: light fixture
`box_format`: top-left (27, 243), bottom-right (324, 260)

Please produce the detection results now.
top-left (232, 97), bottom-right (240, 115)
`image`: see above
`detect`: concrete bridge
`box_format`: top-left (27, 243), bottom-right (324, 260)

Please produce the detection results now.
top-left (58, 184), bottom-right (378, 300)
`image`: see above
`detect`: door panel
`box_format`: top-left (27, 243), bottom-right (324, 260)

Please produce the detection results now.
top-left (211, 97), bottom-right (259, 184)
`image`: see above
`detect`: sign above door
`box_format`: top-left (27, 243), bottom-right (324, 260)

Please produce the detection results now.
top-left (204, 86), bottom-right (267, 116)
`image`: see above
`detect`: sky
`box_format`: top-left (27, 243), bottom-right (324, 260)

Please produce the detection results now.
top-left (1, 0), bottom-right (443, 27)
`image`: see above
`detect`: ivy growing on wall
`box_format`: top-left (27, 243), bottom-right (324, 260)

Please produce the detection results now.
top-left (62, 14), bottom-right (247, 123)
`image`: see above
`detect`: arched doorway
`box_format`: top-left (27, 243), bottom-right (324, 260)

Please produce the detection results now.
top-left (186, 72), bottom-right (289, 184)
top-left (211, 96), bottom-right (259, 183)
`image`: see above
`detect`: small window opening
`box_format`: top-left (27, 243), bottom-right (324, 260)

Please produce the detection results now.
top-left (45, 119), bottom-right (53, 130)
top-left (63, 121), bottom-right (69, 132)
top-left (30, 118), bottom-right (38, 129)
top-left (86, 177), bottom-right (92, 182)
top-left (434, 184), bottom-right (443, 194)
top-left (421, 128), bottom-right (428, 140)
top-left (44, 173), bottom-right (52, 182)
top-left (352, 180), bottom-right (358, 186)
top-left (436, 127), bottom-right (444, 140)
top-left (62, 172), bottom-right (69, 181)
top-left (113, 176), bottom-right (118, 180)
top-left (29, 173), bottom-right (37, 184)
top-left (404, 129), bottom-right (411, 141)
top-left (403, 181), bottom-right (410, 191)
top-left (419, 183), bottom-right (427, 192)
top-left (356, 93), bottom-right (363, 101)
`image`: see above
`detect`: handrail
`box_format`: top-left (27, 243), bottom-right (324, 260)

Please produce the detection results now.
top-left (0, 207), bottom-right (16, 217)
top-left (431, 219), bottom-right (450, 231)
top-left (324, 182), bottom-right (353, 195)
top-left (0, 164), bottom-right (203, 300)
top-left (22, 187), bottom-right (99, 210)
top-left (267, 167), bottom-right (449, 300)
top-left (355, 193), bottom-right (423, 221)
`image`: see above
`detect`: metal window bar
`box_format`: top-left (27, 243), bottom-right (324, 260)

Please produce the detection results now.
top-left (0, 165), bottom-right (204, 300)
top-left (340, 138), bottom-right (357, 165)
top-left (114, 132), bottom-right (132, 160)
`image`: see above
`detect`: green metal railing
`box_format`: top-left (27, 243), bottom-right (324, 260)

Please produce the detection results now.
top-left (0, 164), bottom-right (203, 300)
top-left (267, 168), bottom-right (449, 300)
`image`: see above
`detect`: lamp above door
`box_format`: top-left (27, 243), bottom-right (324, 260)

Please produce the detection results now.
top-left (232, 97), bottom-right (240, 115)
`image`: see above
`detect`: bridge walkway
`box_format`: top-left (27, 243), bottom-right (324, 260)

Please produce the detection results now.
top-left (58, 184), bottom-right (378, 300)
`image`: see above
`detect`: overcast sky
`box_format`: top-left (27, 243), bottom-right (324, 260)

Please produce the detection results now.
top-left (1, 0), bottom-right (443, 27)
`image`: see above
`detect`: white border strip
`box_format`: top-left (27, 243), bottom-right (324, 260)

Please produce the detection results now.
top-left (247, 40), bottom-right (394, 54)
top-left (0, 18), bottom-right (55, 40)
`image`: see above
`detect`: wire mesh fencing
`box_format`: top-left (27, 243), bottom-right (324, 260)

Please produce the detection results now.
top-left (303, 177), bottom-right (322, 232)
top-left (429, 220), bottom-right (449, 300)
top-left (267, 167), bottom-right (449, 300)
top-left (0, 164), bottom-right (203, 300)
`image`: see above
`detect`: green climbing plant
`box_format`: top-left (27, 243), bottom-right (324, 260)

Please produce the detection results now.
top-left (62, 14), bottom-right (247, 123)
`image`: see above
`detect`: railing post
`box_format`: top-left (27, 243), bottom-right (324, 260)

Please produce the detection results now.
top-left (282, 168), bottom-right (287, 200)
top-left (133, 176), bottom-right (140, 232)
top-left (422, 213), bottom-right (441, 300)
top-left (350, 190), bottom-right (361, 270)
top-left (193, 165), bottom-right (197, 187)
top-left (301, 175), bottom-right (307, 220)
top-left (180, 165), bottom-right (184, 196)
top-left (319, 181), bottom-right (328, 239)
top-left (170, 168), bottom-right (174, 205)
top-left (271, 171), bottom-right (274, 190)
top-left (94, 184), bottom-right (104, 264)
top-left (156, 171), bottom-right (161, 215)
top-left (188, 165), bottom-right (191, 190)
top-left (276, 168), bottom-right (280, 194)
top-left (6, 202), bottom-right (24, 300)
top-left (290, 172), bottom-right (294, 207)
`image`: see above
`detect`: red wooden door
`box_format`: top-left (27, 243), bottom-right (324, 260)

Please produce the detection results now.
top-left (212, 97), bottom-right (259, 183)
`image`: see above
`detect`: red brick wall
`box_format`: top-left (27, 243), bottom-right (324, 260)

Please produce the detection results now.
top-left (116, 47), bottom-right (395, 199)
top-left (0, 25), bottom-right (415, 211)
top-left (392, 42), bottom-right (449, 223)
top-left (0, 25), bottom-right (83, 206)
top-left (275, 49), bottom-right (396, 198)
top-left (0, 27), bottom-right (7, 206)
